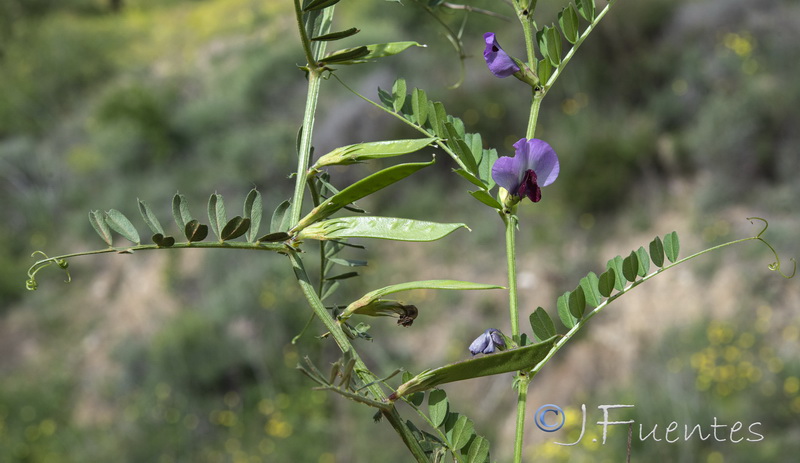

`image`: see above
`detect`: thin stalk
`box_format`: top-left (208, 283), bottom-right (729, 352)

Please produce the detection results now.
top-left (526, 91), bottom-right (543, 140)
top-left (287, 250), bottom-right (431, 463)
top-left (513, 375), bottom-right (531, 463)
top-left (288, 69), bottom-right (323, 228)
top-left (504, 213), bottom-right (520, 340)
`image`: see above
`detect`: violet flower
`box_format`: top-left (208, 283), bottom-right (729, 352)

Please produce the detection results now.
top-left (492, 138), bottom-right (560, 204)
top-left (469, 328), bottom-right (506, 355)
top-left (483, 32), bottom-right (520, 78)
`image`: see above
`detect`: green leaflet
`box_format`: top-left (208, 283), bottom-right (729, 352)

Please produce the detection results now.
top-left (428, 390), bottom-right (449, 428)
top-left (313, 138), bottom-right (436, 168)
top-left (207, 193), bottom-right (226, 241)
top-left (390, 337), bottom-right (557, 400)
top-left (310, 27), bottom-right (359, 42)
top-left (341, 279), bottom-right (503, 320)
top-left (321, 41), bottom-right (425, 65)
top-left (297, 216), bottom-right (468, 242)
top-left (530, 307), bottom-right (556, 342)
top-left (650, 235), bottom-right (665, 267)
top-left (664, 231), bottom-right (680, 263)
top-left (622, 250), bottom-right (640, 282)
top-left (104, 209), bottom-right (140, 244)
top-left (138, 199), bottom-right (165, 235)
top-left (243, 189), bottom-right (262, 243)
top-left (559, 5), bottom-right (580, 44)
top-left (292, 160), bottom-right (434, 232)
top-left (89, 210), bottom-right (113, 246)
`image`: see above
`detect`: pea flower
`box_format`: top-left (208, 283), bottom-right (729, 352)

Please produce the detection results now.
top-left (469, 328), bottom-right (506, 355)
top-left (483, 32), bottom-right (520, 78)
top-left (492, 138), bottom-right (560, 205)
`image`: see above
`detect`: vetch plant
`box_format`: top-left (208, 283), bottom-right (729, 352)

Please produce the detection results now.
top-left (24, 0), bottom-right (795, 462)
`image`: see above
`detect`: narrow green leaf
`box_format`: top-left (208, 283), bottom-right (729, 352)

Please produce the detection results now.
top-left (138, 199), bottom-right (164, 235)
top-left (464, 133), bottom-right (483, 168)
top-left (598, 268), bottom-right (616, 297)
top-left (298, 216), bottom-right (468, 242)
top-left (322, 41), bottom-right (425, 65)
top-left (622, 251), bottom-right (640, 282)
top-left (207, 193), bottom-right (227, 241)
top-left (270, 200), bottom-right (291, 233)
top-left (105, 209), bottom-right (140, 244)
top-left (537, 58), bottom-right (554, 84)
top-left (243, 189), bottom-right (262, 242)
top-left (411, 88), bottom-right (428, 126)
top-left (664, 231), bottom-right (680, 263)
top-left (479, 148), bottom-right (498, 189)
top-left (258, 231), bottom-right (290, 242)
top-left (327, 257), bottom-right (367, 267)
top-left (428, 390), bottom-right (449, 428)
top-left (392, 78), bottom-right (407, 113)
top-left (311, 27), bottom-right (359, 41)
top-left (468, 190), bottom-right (501, 210)
top-left (390, 337), bottom-right (557, 399)
top-left (320, 45), bottom-right (370, 64)
top-left (426, 100), bottom-right (441, 136)
top-left (448, 415), bottom-right (474, 450)
top-left (559, 5), bottom-right (580, 44)
top-left (89, 210), bottom-right (113, 246)
top-left (184, 220), bottom-right (208, 242)
top-left (568, 285), bottom-right (586, 319)
top-left (445, 123), bottom-right (478, 174)
top-left (433, 102), bottom-right (447, 137)
top-left (606, 256), bottom-right (625, 291)
top-left (221, 216), bottom-right (251, 241)
top-left (314, 138), bottom-right (436, 167)
top-left (545, 26), bottom-right (563, 67)
top-left (325, 271), bottom-right (359, 281)
top-left (293, 160), bottom-right (434, 232)
top-left (557, 292), bottom-right (576, 328)
top-left (303, 0), bottom-right (341, 11)
top-left (536, 29), bottom-right (549, 62)
top-left (576, 0), bottom-right (596, 21)
top-left (636, 246), bottom-right (650, 277)
top-left (172, 193), bottom-right (192, 230)
top-left (580, 272), bottom-right (602, 307)
top-left (466, 435), bottom-right (490, 463)
top-left (378, 87), bottom-right (394, 108)
top-left (453, 169), bottom-right (486, 189)
top-left (649, 236), bottom-right (665, 267)
top-left (530, 307), bottom-right (556, 342)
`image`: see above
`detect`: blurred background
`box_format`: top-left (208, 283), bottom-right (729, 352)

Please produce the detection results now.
top-left (1, 0), bottom-right (798, 462)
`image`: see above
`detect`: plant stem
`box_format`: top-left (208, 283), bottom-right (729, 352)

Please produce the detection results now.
top-left (286, 250), bottom-right (431, 463)
top-left (526, 91), bottom-right (543, 140)
top-left (504, 213), bottom-right (520, 340)
top-left (288, 69), bottom-right (322, 229)
top-left (513, 375), bottom-right (531, 463)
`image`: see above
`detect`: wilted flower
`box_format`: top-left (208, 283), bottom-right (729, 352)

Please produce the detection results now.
top-left (492, 138), bottom-right (560, 206)
top-left (483, 32), bottom-right (520, 78)
top-left (469, 328), bottom-right (506, 355)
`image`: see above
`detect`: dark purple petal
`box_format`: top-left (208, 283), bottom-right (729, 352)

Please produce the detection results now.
top-left (517, 169), bottom-right (542, 202)
top-left (483, 32), bottom-right (520, 78)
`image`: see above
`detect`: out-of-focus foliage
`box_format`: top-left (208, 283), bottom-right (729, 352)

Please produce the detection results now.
top-left (2, 0), bottom-right (798, 461)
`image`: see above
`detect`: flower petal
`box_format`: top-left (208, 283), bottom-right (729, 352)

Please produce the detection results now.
top-left (516, 139), bottom-right (560, 187)
top-left (483, 32), bottom-right (520, 78)
top-left (469, 330), bottom-right (491, 355)
top-left (491, 155), bottom-right (523, 193)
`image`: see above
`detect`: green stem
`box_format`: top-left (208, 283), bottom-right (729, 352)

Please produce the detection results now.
top-left (504, 213), bottom-right (520, 341)
top-left (526, 91), bottom-right (543, 140)
top-left (513, 375), bottom-right (531, 463)
top-left (286, 250), bottom-right (430, 463)
top-left (288, 69), bottom-right (323, 228)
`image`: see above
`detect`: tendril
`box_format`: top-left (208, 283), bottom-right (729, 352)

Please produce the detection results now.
top-left (747, 217), bottom-right (796, 279)
top-left (26, 251), bottom-right (73, 290)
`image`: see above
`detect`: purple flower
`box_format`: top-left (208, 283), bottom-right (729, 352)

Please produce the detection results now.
top-left (469, 328), bottom-right (506, 355)
top-left (483, 32), bottom-right (520, 78)
top-left (492, 138), bottom-right (560, 203)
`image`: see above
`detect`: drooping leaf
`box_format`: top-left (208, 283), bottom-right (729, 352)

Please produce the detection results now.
top-left (606, 255), bottom-right (625, 291)
top-left (104, 209), bottom-right (140, 244)
top-left (530, 307), bottom-right (556, 342)
top-left (544, 26), bottom-right (563, 67)
top-left (293, 160), bottom-right (434, 232)
top-left (89, 210), bottom-right (113, 246)
top-left (314, 138), bottom-right (436, 167)
top-left (479, 148), bottom-right (498, 189)
top-left (568, 285), bottom-right (586, 319)
top-left (221, 216), bottom-right (251, 241)
top-left (428, 390), bottom-right (449, 428)
top-left (311, 27), bottom-right (359, 41)
top-left (468, 190), bottom-right (501, 210)
top-left (576, 0), bottom-right (596, 21)
top-left (453, 169), bottom-right (486, 189)
top-left (184, 219), bottom-right (209, 242)
top-left (390, 337), bottom-right (557, 399)
top-left (392, 78), bottom-right (407, 113)
top-left (559, 5), bottom-right (580, 44)
top-left (320, 45), bottom-right (370, 64)
top-left (445, 123), bottom-right (478, 175)
top-left (298, 216), bottom-right (468, 242)
top-left (207, 194), bottom-right (226, 241)
top-left (580, 272), bottom-right (602, 307)
top-left (432, 102), bottom-right (447, 137)
top-left (557, 292), bottom-right (576, 328)
top-left (270, 200), bottom-right (291, 233)
top-left (325, 271), bottom-right (359, 281)
top-left (597, 268), bottom-right (616, 297)
top-left (622, 251), bottom-right (640, 282)
top-left (649, 235), bottom-right (665, 267)
top-left (303, 0), bottom-right (341, 11)
top-left (636, 246), bottom-right (650, 277)
top-left (138, 199), bottom-right (164, 235)
top-left (327, 257), bottom-right (367, 267)
top-left (448, 415), bottom-right (474, 450)
top-left (412, 88), bottom-right (429, 126)
top-left (321, 41), bottom-right (425, 65)
top-left (664, 231), bottom-right (680, 263)
top-left (172, 193), bottom-right (193, 231)
top-left (466, 435), bottom-right (490, 463)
